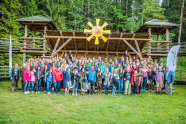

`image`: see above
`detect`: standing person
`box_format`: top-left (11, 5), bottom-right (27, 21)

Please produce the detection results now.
top-left (23, 66), bottom-right (31, 94)
top-left (41, 65), bottom-right (48, 92)
top-left (45, 68), bottom-right (53, 94)
top-left (11, 63), bottom-right (19, 93)
top-left (96, 67), bottom-right (103, 94)
top-left (88, 66), bottom-right (96, 95)
top-left (30, 67), bottom-right (36, 93)
top-left (162, 66), bottom-right (167, 91)
top-left (112, 69), bottom-right (119, 95)
top-left (71, 67), bottom-right (80, 96)
top-left (118, 67), bottom-right (124, 94)
top-left (155, 67), bottom-right (164, 94)
top-left (103, 68), bottom-right (111, 95)
top-left (165, 67), bottom-right (174, 95)
top-left (124, 68), bottom-right (132, 95)
top-left (19, 64), bottom-right (26, 92)
top-left (141, 66), bottom-right (149, 92)
top-left (53, 66), bottom-right (63, 94)
top-left (35, 66), bottom-right (42, 94)
top-left (131, 70), bottom-right (142, 95)
top-left (79, 68), bottom-right (88, 95)
top-left (63, 67), bottom-right (71, 95)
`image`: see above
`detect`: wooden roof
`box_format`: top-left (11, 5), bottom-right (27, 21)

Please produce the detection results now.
top-left (45, 30), bottom-right (150, 55)
top-left (136, 19), bottom-right (178, 35)
top-left (16, 15), bottom-right (57, 31)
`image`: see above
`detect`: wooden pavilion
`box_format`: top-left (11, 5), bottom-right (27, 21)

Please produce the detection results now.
top-left (13, 16), bottom-right (181, 63)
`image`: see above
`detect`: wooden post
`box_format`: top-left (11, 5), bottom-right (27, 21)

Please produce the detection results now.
top-left (157, 34), bottom-right (160, 51)
top-left (43, 26), bottom-right (47, 56)
top-left (178, 0), bottom-right (185, 44)
top-left (166, 28), bottom-right (169, 52)
top-left (23, 24), bottom-right (27, 64)
top-left (33, 31), bottom-right (36, 48)
top-left (148, 27), bottom-right (151, 59)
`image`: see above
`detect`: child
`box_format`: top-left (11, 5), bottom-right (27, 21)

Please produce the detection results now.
top-left (155, 67), bottom-right (164, 94)
top-left (71, 67), bottom-right (80, 96)
top-left (124, 68), bottom-right (132, 95)
top-left (45, 68), bottom-right (53, 94)
top-left (30, 67), bottom-right (35, 93)
top-left (112, 69), bottom-right (119, 95)
top-left (53, 66), bottom-right (63, 94)
top-left (96, 67), bottom-right (103, 94)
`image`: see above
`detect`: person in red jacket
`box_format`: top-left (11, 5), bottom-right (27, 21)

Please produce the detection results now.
top-left (23, 66), bottom-right (31, 94)
top-left (53, 66), bottom-right (63, 94)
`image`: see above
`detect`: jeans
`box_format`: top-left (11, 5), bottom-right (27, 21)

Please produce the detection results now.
top-left (46, 81), bottom-right (52, 93)
top-left (165, 82), bottom-right (173, 95)
top-left (73, 87), bottom-right (77, 92)
top-left (36, 79), bottom-right (41, 92)
top-left (89, 81), bottom-right (95, 94)
top-left (112, 85), bottom-right (116, 95)
top-left (24, 81), bottom-right (30, 92)
top-left (54, 81), bottom-right (61, 93)
top-left (118, 79), bottom-right (123, 94)
top-left (31, 81), bottom-right (35, 91)
top-left (142, 77), bottom-right (147, 90)
top-left (104, 82), bottom-right (109, 95)
top-left (125, 80), bottom-right (131, 95)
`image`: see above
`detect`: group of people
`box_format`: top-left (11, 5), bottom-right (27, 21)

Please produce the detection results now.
top-left (11, 51), bottom-right (175, 96)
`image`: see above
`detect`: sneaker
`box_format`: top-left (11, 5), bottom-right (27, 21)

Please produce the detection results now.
top-left (44, 91), bottom-right (47, 93)
top-left (35, 92), bottom-right (38, 94)
top-left (53, 92), bottom-right (56, 94)
top-left (31, 91), bottom-right (34, 93)
top-left (24, 92), bottom-right (27, 94)
top-left (144, 89), bottom-right (146, 92)
top-left (72, 93), bottom-right (74, 96)
top-left (38, 91), bottom-right (40, 94)
top-left (75, 93), bottom-right (77, 96)
top-left (65, 93), bottom-right (67, 95)
top-left (27, 91), bottom-right (30, 93)
top-left (47, 92), bottom-right (50, 95)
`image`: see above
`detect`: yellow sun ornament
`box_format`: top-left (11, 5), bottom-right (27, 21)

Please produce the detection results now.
top-left (84, 19), bottom-right (111, 45)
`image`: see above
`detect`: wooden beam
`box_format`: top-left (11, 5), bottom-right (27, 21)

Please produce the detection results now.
top-left (148, 27), bottom-right (152, 59)
top-left (134, 40), bottom-right (142, 59)
top-left (53, 38), bottom-right (72, 57)
top-left (33, 31), bottom-right (36, 48)
top-left (116, 33), bottom-right (123, 51)
top-left (166, 28), bottom-right (169, 52)
top-left (122, 39), bottom-right (140, 58)
top-left (73, 32), bottom-right (77, 50)
top-left (57, 50), bottom-right (136, 54)
top-left (52, 38), bottom-right (60, 56)
top-left (106, 41), bottom-right (109, 51)
top-left (45, 35), bottom-right (150, 41)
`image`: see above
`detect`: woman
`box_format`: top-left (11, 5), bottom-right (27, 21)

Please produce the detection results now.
top-left (63, 67), bottom-right (71, 95)
top-left (53, 66), bottom-right (63, 94)
top-left (103, 68), bottom-right (111, 95)
top-left (45, 68), bottom-right (53, 94)
top-left (71, 67), bottom-right (80, 96)
top-left (23, 66), bottom-right (31, 94)
top-left (35, 66), bottom-right (42, 94)
top-left (96, 67), bottom-right (103, 94)
top-left (141, 66), bottom-right (150, 92)
top-left (30, 67), bottom-right (35, 93)
top-left (118, 67), bottom-right (124, 94)
top-left (112, 69), bottom-right (119, 95)
top-left (41, 65), bottom-right (48, 92)
top-left (79, 68), bottom-right (88, 95)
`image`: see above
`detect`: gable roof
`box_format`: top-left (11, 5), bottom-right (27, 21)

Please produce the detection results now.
top-left (144, 19), bottom-right (178, 27)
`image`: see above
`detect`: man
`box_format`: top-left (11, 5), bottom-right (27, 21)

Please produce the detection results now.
top-left (165, 67), bottom-right (174, 95)
top-left (11, 63), bottom-right (19, 93)
top-left (88, 66), bottom-right (96, 95)
top-left (19, 64), bottom-right (26, 92)
top-left (124, 68), bottom-right (132, 95)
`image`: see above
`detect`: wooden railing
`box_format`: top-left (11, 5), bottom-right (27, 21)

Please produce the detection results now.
top-left (0, 66), bottom-right (10, 79)
top-left (175, 70), bottom-right (186, 82)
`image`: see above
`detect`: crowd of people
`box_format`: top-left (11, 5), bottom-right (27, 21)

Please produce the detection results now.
top-left (11, 51), bottom-right (175, 96)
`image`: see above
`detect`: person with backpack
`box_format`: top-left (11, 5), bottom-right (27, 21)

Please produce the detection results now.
top-left (45, 68), bottom-right (53, 94)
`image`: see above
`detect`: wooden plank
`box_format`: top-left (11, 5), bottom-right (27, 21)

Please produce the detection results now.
top-left (122, 39), bottom-right (140, 58)
top-left (52, 38), bottom-right (60, 56)
top-left (57, 50), bottom-right (136, 54)
top-left (21, 37), bottom-right (45, 40)
top-left (73, 32), bottom-right (77, 50)
top-left (53, 38), bottom-right (72, 57)
top-left (134, 40), bottom-right (142, 59)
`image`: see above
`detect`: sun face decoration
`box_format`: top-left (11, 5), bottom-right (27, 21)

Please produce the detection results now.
top-left (84, 19), bottom-right (111, 45)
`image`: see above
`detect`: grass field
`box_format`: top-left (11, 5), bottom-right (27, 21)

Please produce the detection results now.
top-left (0, 80), bottom-right (186, 124)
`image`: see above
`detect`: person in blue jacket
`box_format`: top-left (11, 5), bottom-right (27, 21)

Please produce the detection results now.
top-left (99, 61), bottom-right (106, 74)
top-left (165, 67), bottom-right (175, 95)
top-left (44, 68), bottom-right (53, 94)
top-left (88, 65), bottom-right (97, 95)
top-left (71, 67), bottom-right (80, 96)
top-left (63, 67), bottom-right (71, 95)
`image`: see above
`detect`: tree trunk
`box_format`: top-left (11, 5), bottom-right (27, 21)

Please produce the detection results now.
top-left (178, 0), bottom-right (185, 44)
top-left (125, 0), bottom-right (128, 16)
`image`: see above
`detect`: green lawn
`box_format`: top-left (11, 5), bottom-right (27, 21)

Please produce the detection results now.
top-left (0, 81), bottom-right (186, 124)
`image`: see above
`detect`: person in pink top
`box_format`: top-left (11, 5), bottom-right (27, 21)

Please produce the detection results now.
top-left (141, 65), bottom-right (150, 92)
top-left (23, 66), bottom-right (31, 94)
top-left (30, 67), bottom-right (36, 93)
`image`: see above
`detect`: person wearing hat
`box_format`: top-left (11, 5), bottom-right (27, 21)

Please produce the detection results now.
top-left (11, 63), bottom-right (20, 93)
top-left (71, 67), bottom-right (80, 96)
top-left (155, 67), bottom-right (164, 94)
